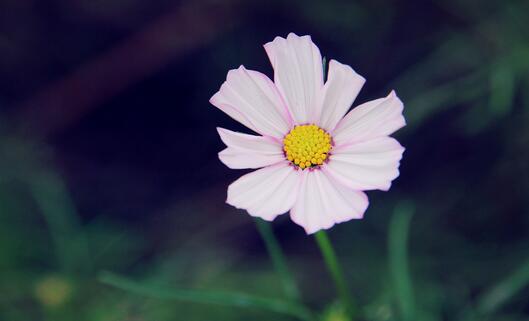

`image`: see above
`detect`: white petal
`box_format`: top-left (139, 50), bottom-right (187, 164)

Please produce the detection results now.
top-left (333, 91), bottom-right (405, 145)
top-left (227, 162), bottom-right (301, 221)
top-left (264, 33), bottom-right (323, 124)
top-left (324, 137), bottom-right (404, 191)
top-left (290, 170), bottom-right (368, 234)
top-left (317, 59), bottom-right (365, 131)
top-left (210, 66), bottom-right (292, 138)
top-left (217, 128), bottom-right (285, 169)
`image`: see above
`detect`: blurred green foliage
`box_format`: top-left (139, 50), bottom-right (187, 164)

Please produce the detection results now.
top-left (1, 0), bottom-right (529, 320)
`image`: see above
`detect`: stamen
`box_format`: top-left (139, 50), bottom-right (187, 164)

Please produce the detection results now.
top-left (283, 124), bottom-right (332, 169)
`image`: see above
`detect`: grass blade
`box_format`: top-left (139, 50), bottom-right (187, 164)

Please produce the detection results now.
top-left (388, 201), bottom-right (416, 321)
top-left (99, 271), bottom-right (314, 321)
top-left (29, 169), bottom-right (92, 275)
top-left (255, 219), bottom-right (301, 302)
top-left (477, 257), bottom-right (529, 314)
top-left (489, 61), bottom-right (515, 117)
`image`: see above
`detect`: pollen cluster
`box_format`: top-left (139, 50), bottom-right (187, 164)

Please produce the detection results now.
top-left (283, 124), bottom-right (332, 169)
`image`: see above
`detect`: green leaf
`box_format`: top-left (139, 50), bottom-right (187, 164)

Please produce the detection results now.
top-left (98, 271), bottom-right (314, 321)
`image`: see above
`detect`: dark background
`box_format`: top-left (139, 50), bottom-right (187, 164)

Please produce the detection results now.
top-left (1, 0), bottom-right (529, 320)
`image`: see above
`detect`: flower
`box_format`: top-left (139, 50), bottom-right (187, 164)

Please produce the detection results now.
top-left (210, 33), bottom-right (405, 234)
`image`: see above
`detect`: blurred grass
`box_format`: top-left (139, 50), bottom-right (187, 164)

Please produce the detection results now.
top-left (388, 202), bottom-right (415, 321)
top-left (255, 219), bottom-right (302, 302)
top-left (99, 271), bottom-right (314, 320)
top-left (477, 258), bottom-right (529, 315)
top-left (29, 170), bottom-right (91, 275)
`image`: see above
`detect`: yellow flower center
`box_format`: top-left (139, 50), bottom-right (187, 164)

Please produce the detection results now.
top-left (283, 124), bottom-right (332, 169)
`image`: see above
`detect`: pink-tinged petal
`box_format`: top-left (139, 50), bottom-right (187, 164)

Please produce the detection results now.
top-left (317, 59), bottom-right (365, 131)
top-left (210, 66), bottom-right (291, 138)
top-left (264, 33), bottom-right (323, 124)
top-left (332, 91), bottom-right (405, 146)
top-left (217, 127), bottom-right (281, 153)
top-left (227, 162), bottom-right (301, 221)
top-left (290, 170), bottom-right (368, 234)
top-left (217, 128), bottom-right (285, 169)
top-left (324, 137), bottom-right (405, 191)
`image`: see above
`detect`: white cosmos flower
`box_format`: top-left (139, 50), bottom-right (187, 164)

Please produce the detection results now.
top-left (210, 33), bottom-right (405, 234)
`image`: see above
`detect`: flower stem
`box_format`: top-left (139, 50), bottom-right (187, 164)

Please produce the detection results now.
top-left (315, 230), bottom-right (355, 320)
top-left (255, 219), bottom-right (301, 302)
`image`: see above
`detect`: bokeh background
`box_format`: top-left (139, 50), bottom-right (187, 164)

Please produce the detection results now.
top-left (1, 0), bottom-right (529, 320)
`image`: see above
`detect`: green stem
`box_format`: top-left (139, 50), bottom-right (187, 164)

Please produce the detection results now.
top-left (315, 230), bottom-right (355, 320)
top-left (255, 219), bottom-right (301, 302)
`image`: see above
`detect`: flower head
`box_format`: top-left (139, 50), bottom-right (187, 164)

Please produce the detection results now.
top-left (211, 33), bottom-right (405, 234)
